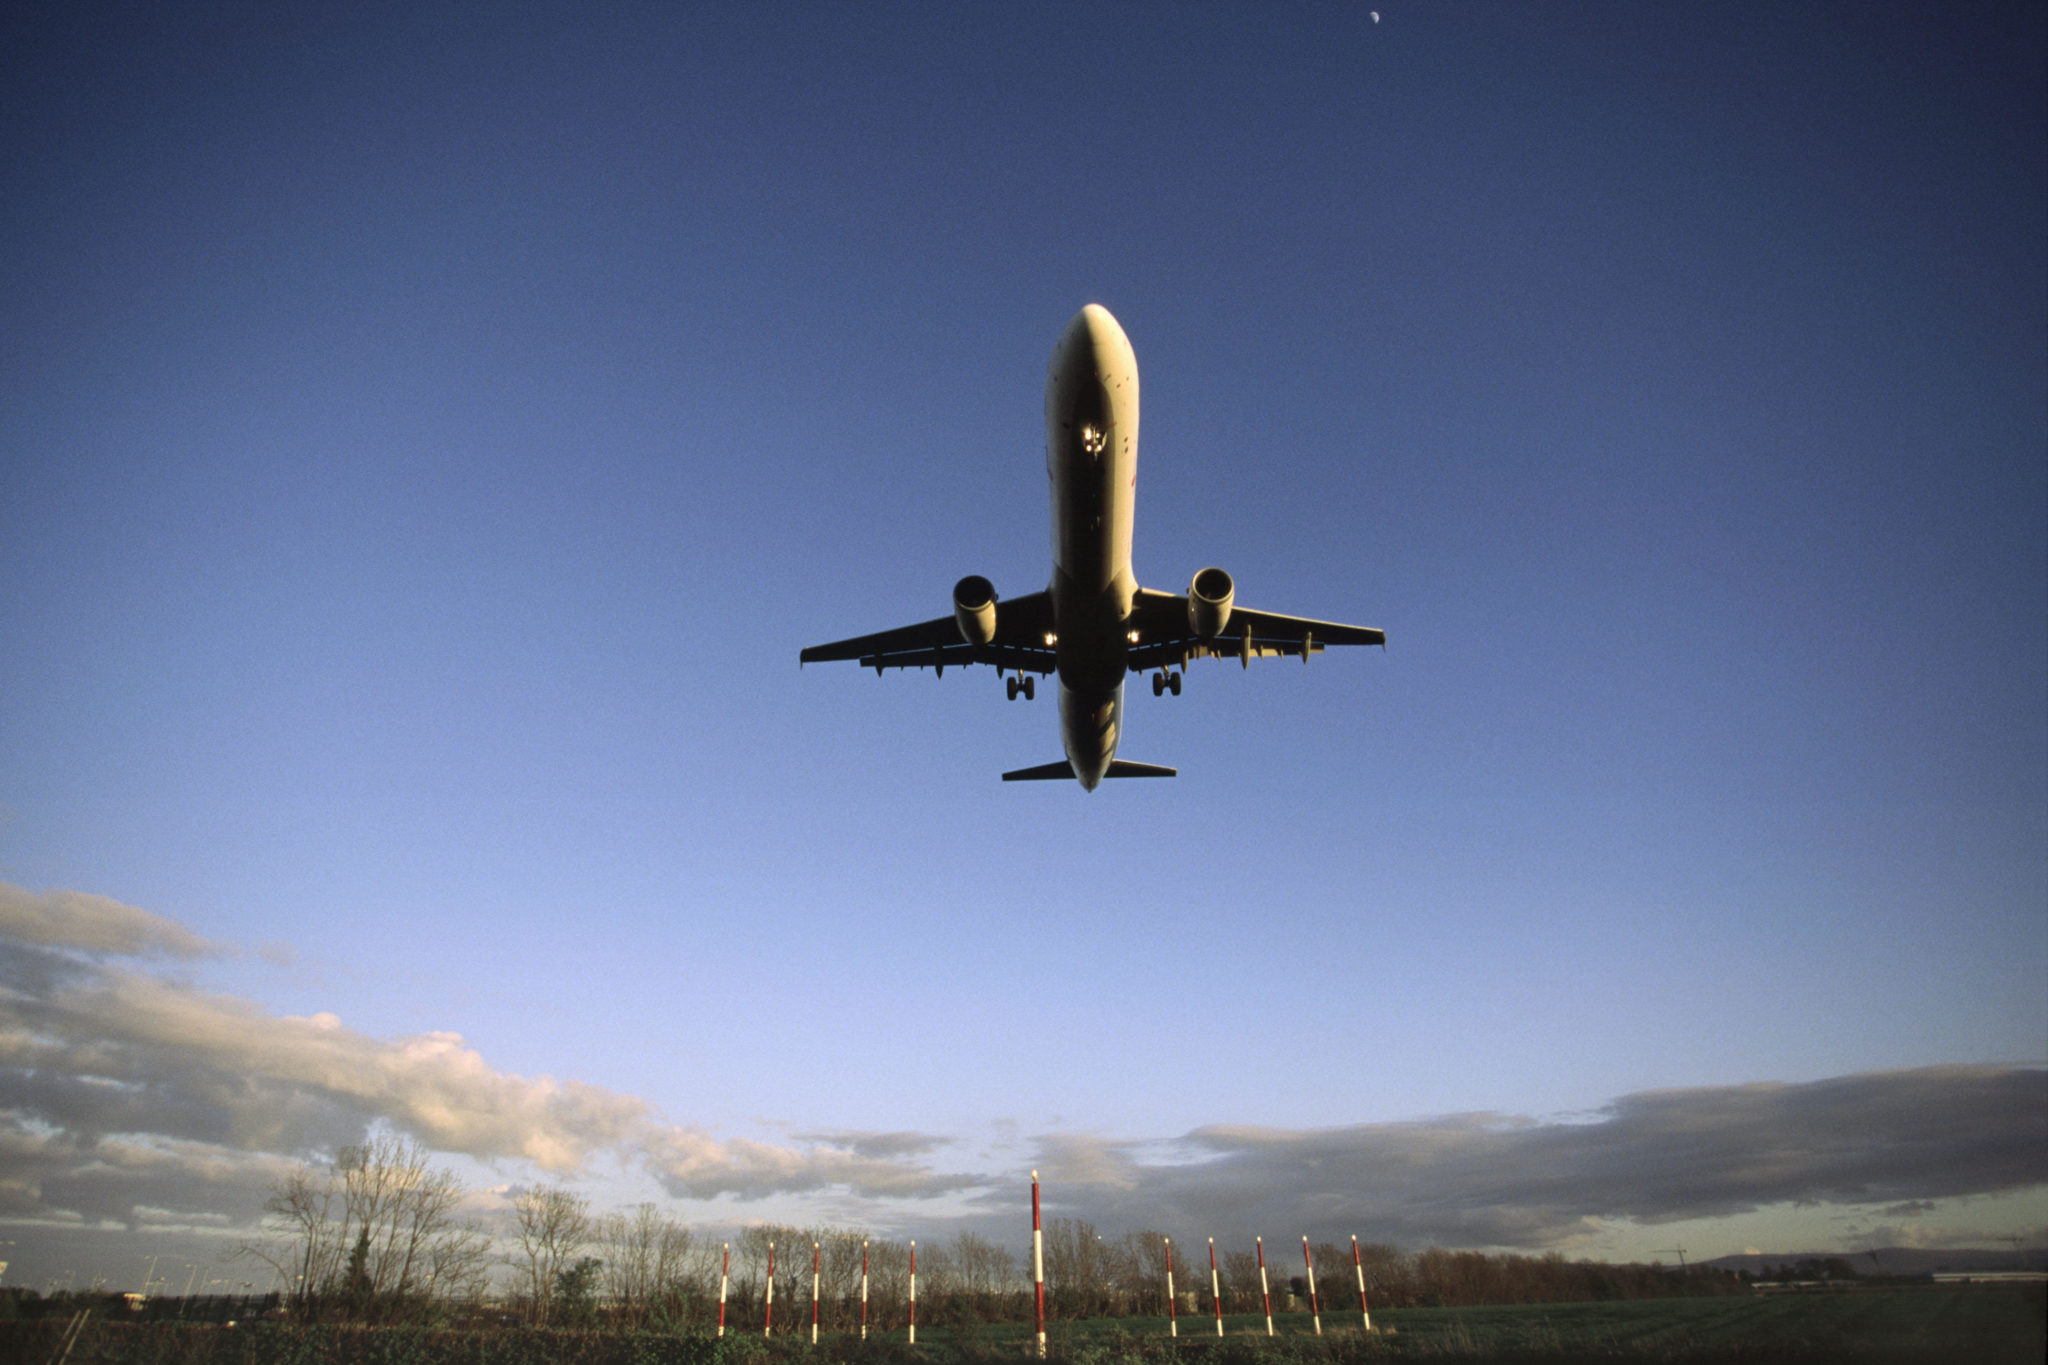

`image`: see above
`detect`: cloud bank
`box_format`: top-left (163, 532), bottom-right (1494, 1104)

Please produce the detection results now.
top-left (1027, 1068), bottom-right (2048, 1248)
top-left (2, 881), bottom-right (2041, 1257)
top-left (0, 882), bottom-right (965, 1233)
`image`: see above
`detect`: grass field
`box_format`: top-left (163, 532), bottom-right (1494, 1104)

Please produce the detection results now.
top-left (4, 1289), bottom-right (2041, 1364)
top-left (928, 1290), bottom-right (2048, 1362)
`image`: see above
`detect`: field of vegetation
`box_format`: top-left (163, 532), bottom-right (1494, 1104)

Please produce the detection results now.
top-left (4, 1289), bottom-right (2042, 1365)
top-left (9, 1144), bottom-right (2039, 1362)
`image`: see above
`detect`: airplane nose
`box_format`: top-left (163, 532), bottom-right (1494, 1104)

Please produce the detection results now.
top-left (1057, 304), bottom-right (1132, 380)
top-left (1067, 303), bottom-right (1124, 355)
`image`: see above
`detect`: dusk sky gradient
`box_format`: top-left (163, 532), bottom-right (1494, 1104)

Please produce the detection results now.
top-left (2, 1), bottom-right (2044, 1290)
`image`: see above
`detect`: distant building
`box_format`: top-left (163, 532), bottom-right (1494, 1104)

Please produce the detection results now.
top-left (1931, 1272), bottom-right (2048, 1285)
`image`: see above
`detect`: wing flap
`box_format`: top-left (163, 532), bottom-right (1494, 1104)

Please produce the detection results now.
top-left (802, 591), bottom-right (1056, 674)
top-left (1125, 588), bottom-right (1385, 672)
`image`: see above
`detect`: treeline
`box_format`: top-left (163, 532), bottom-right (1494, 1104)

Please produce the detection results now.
top-left (242, 1141), bottom-right (1741, 1331)
top-left (1034, 1223), bottom-right (1744, 1317)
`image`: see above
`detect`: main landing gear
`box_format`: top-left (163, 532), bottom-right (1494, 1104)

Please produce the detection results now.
top-left (1006, 674), bottom-right (1036, 701)
top-left (1151, 670), bottom-right (1182, 697)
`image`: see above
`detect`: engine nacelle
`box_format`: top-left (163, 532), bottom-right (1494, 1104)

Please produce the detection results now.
top-left (953, 575), bottom-right (998, 645)
top-left (1188, 566), bottom-right (1234, 639)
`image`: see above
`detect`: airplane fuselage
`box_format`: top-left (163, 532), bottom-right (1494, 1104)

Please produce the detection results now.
top-left (798, 303), bottom-right (1385, 786)
top-left (1045, 305), bottom-right (1141, 789)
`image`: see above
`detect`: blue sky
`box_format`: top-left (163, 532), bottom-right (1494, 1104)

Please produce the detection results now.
top-left (2, 1), bottom-right (2043, 1290)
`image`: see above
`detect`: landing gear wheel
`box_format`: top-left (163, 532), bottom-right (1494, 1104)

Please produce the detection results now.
top-left (1006, 677), bottom-right (1019, 701)
top-left (1168, 671), bottom-right (1182, 696)
top-left (1023, 675), bottom-right (1035, 700)
top-left (1151, 671), bottom-right (1164, 696)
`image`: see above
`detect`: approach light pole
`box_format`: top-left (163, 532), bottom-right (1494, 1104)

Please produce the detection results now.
top-left (1302, 1238), bottom-right (1321, 1335)
top-left (1351, 1236), bottom-right (1373, 1333)
top-left (1209, 1239), bottom-right (1223, 1336)
top-left (1031, 1171), bottom-right (1047, 1358)
top-left (1256, 1238), bottom-right (1273, 1337)
top-left (1164, 1238), bottom-right (1176, 1337)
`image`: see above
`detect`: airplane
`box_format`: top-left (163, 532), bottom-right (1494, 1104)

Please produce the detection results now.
top-left (800, 304), bottom-right (1385, 789)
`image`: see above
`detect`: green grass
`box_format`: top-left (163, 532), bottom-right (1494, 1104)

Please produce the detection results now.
top-left (3, 1290), bottom-right (2041, 1364)
top-left (917, 1290), bottom-right (2047, 1361)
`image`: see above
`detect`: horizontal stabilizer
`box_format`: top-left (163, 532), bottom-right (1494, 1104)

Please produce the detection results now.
top-left (1002, 761), bottom-right (1075, 782)
top-left (1105, 760), bottom-right (1176, 778)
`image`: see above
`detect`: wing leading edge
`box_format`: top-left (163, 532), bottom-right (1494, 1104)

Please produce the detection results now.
top-left (1124, 588), bottom-right (1384, 673)
top-left (799, 590), bottom-right (1056, 676)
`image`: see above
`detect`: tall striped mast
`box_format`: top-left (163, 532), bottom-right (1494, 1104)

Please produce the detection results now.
top-left (1256, 1237), bottom-right (1273, 1337)
top-left (764, 1242), bottom-right (775, 1338)
top-left (860, 1241), bottom-right (869, 1341)
top-left (1302, 1238), bottom-right (1322, 1336)
top-left (908, 1241), bottom-right (917, 1345)
top-left (1351, 1236), bottom-right (1373, 1333)
top-left (1208, 1239), bottom-right (1223, 1336)
top-left (811, 1242), bottom-right (821, 1344)
top-left (1164, 1238), bottom-right (1177, 1337)
top-left (1032, 1171), bottom-right (1047, 1358)
top-left (717, 1244), bottom-right (728, 1337)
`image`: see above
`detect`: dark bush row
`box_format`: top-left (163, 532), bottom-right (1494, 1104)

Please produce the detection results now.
top-left (0, 1315), bottom-right (2032, 1365)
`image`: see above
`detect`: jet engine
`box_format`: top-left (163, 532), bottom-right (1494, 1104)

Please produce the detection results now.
top-left (1188, 566), bottom-right (1234, 638)
top-left (953, 575), bottom-right (998, 645)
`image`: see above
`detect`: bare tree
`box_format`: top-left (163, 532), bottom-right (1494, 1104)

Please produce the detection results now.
top-left (512, 1184), bottom-right (590, 1326)
top-left (865, 1238), bottom-right (911, 1329)
top-left (1114, 1231), bottom-right (1175, 1316)
top-left (1222, 1250), bottom-right (1262, 1315)
top-left (596, 1204), bottom-right (654, 1328)
top-left (819, 1229), bottom-right (870, 1330)
top-left (244, 1138), bottom-right (489, 1323)
top-left (596, 1203), bottom-right (697, 1328)
top-left (247, 1166), bottom-right (344, 1321)
top-left (650, 1212), bottom-right (702, 1325)
top-left (948, 1232), bottom-right (1018, 1322)
top-left (1041, 1219), bottom-right (1110, 1319)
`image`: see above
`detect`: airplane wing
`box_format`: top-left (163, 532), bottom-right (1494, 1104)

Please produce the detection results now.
top-left (1124, 588), bottom-right (1384, 673)
top-left (800, 590), bottom-right (1057, 675)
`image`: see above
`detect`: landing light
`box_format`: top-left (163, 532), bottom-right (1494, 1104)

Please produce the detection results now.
top-left (1127, 630), bottom-right (1139, 643)
top-left (1044, 633), bottom-right (1057, 647)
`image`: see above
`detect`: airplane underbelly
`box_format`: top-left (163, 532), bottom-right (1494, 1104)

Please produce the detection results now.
top-left (1059, 681), bottom-right (1123, 790)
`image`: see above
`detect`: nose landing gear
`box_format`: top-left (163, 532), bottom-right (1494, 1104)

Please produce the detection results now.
top-left (1006, 674), bottom-right (1036, 701)
top-left (1151, 670), bottom-right (1183, 697)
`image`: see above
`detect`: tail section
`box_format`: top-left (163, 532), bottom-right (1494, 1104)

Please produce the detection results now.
top-left (1002, 760), bottom-right (1176, 782)
top-left (1002, 761), bottom-right (1075, 782)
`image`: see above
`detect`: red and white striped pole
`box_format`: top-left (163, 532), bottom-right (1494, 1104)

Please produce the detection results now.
top-left (860, 1240), bottom-right (869, 1341)
top-left (765, 1243), bottom-right (775, 1338)
top-left (1351, 1236), bottom-right (1372, 1334)
top-left (1164, 1238), bottom-right (1177, 1337)
top-left (1208, 1238), bottom-right (1223, 1336)
top-left (1302, 1238), bottom-right (1321, 1336)
top-left (1256, 1237), bottom-right (1273, 1337)
top-left (1032, 1170), bottom-right (1046, 1359)
top-left (718, 1244), bottom-right (729, 1337)
top-left (811, 1242), bottom-right (821, 1344)
top-left (908, 1241), bottom-right (917, 1345)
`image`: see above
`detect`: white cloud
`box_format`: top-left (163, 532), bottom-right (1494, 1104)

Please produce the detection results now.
top-left (0, 884), bottom-right (221, 959)
top-left (0, 880), bottom-right (982, 1235)
top-left (3, 880), bottom-right (2041, 1269)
